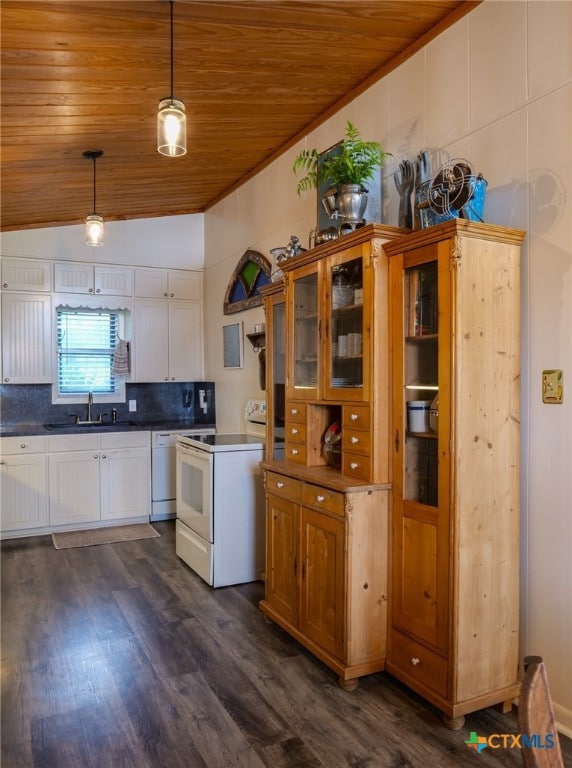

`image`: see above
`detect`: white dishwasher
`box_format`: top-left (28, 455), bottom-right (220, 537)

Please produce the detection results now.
top-left (151, 428), bottom-right (214, 520)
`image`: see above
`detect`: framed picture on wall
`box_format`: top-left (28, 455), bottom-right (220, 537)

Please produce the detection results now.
top-left (223, 322), bottom-right (244, 369)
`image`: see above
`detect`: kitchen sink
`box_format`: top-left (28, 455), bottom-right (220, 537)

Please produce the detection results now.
top-left (43, 421), bottom-right (139, 431)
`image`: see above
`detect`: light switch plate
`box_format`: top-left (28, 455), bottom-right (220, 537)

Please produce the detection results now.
top-left (128, 399), bottom-right (137, 412)
top-left (542, 369), bottom-right (563, 404)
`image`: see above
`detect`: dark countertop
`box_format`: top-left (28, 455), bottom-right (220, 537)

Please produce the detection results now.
top-left (0, 420), bottom-right (216, 438)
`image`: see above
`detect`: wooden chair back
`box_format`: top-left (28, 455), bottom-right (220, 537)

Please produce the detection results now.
top-left (518, 655), bottom-right (564, 768)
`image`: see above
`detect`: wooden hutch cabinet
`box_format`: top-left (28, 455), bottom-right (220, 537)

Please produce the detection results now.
top-left (384, 220), bottom-right (525, 728)
top-left (260, 223), bottom-right (404, 689)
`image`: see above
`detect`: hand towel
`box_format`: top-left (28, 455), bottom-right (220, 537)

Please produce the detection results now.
top-left (112, 338), bottom-right (130, 376)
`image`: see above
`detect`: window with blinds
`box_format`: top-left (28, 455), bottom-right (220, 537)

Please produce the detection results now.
top-left (56, 308), bottom-right (118, 395)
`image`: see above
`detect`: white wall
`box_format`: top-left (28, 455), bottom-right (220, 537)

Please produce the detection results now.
top-left (203, 0), bottom-right (572, 734)
top-left (0, 214), bottom-right (205, 270)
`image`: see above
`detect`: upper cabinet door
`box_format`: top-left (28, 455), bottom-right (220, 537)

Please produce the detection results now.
top-left (134, 268), bottom-right (202, 300)
top-left (1, 293), bottom-right (52, 383)
top-left (54, 262), bottom-right (94, 293)
top-left (1, 258), bottom-right (51, 292)
top-left (94, 266), bottom-right (133, 296)
top-left (286, 262), bottom-right (320, 401)
top-left (322, 245), bottom-right (370, 402)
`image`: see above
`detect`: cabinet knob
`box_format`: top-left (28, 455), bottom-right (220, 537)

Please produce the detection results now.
top-left (350, 462), bottom-right (359, 469)
top-left (0, 460), bottom-right (5, 465)
top-left (316, 495), bottom-right (325, 502)
top-left (291, 428), bottom-right (298, 435)
top-left (94, 454), bottom-right (99, 459)
top-left (163, 292), bottom-right (168, 297)
top-left (170, 293), bottom-right (174, 298)
top-left (95, 288), bottom-right (101, 293)
top-left (277, 482), bottom-right (284, 488)
top-left (4, 378), bottom-right (9, 382)
top-left (20, 443), bottom-right (26, 449)
top-left (291, 409), bottom-right (298, 415)
top-left (351, 436), bottom-right (359, 444)
top-left (89, 288), bottom-right (94, 293)
top-left (291, 449), bottom-right (298, 455)
top-left (411, 657), bottom-right (420, 666)
top-left (3, 283), bottom-right (8, 288)
top-left (350, 413), bottom-right (358, 421)
top-left (101, 454), bottom-right (107, 459)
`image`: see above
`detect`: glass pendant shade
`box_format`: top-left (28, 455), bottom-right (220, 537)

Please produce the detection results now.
top-left (85, 213), bottom-right (104, 246)
top-left (157, 98), bottom-right (187, 156)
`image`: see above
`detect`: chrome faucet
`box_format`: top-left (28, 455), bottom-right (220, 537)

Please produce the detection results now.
top-left (87, 391), bottom-right (93, 422)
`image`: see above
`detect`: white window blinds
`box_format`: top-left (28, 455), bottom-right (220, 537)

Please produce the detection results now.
top-left (56, 308), bottom-right (118, 395)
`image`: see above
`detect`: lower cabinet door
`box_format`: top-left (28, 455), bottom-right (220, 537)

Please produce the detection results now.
top-left (100, 447), bottom-right (150, 520)
top-left (299, 506), bottom-right (345, 659)
top-left (1, 454), bottom-right (49, 531)
top-left (266, 493), bottom-right (298, 625)
top-left (49, 452), bottom-right (100, 526)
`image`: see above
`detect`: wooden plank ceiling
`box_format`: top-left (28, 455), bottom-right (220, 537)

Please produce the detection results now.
top-left (1, 0), bottom-right (479, 231)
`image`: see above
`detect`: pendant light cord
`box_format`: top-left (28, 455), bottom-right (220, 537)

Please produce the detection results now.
top-left (92, 156), bottom-right (97, 213)
top-left (170, 0), bottom-right (174, 100)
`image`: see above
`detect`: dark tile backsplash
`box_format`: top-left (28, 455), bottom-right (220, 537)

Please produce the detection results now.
top-left (0, 381), bottom-right (216, 427)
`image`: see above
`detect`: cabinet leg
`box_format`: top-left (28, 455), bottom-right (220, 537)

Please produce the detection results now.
top-left (338, 676), bottom-right (359, 692)
top-left (442, 714), bottom-right (465, 730)
top-left (495, 699), bottom-right (513, 715)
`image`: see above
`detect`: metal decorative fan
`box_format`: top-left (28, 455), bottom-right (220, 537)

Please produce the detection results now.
top-left (417, 158), bottom-right (487, 227)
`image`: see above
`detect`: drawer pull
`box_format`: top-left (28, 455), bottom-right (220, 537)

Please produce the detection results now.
top-left (350, 436), bottom-right (359, 444)
top-left (291, 449), bottom-right (298, 455)
top-left (316, 495), bottom-right (325, 502)
top-left (291, 408), bottom-right (298, 415)
top-left (291, 428), bottom-right (298, 435)
top-left (350, 462), bottom-right (359, 469)
top-left (350, 413), bottom-right (358, 421)
top-left (411, 657), bottom-right (420, 666)
top-left (20, 443), bottom-right (26, 449)
top-left (277, 481), bottom-right (284, 488)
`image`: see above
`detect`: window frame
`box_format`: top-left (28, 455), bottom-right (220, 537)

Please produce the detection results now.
top-left (52, 304), bottom-right (127, 405)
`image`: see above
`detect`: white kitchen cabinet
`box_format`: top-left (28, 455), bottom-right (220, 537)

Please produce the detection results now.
top-left (1, 258), bottom-right (52, 292)
top-left (48, 431), bottom-right (151, 527)
top-left (1, 292), bottom-right (52, 383)
top-left (54, 263), bottom-right (133, 296)
top-left (0, 437), bottom-right (49, 533)
top-left (49, 447), bottom-right (101, 526)
top-left (133, 298), bottom-right (203, 382)
top-left (134, 268), bottom-right (202, 301)
top-left (99, 431), bottom-right (150, 520)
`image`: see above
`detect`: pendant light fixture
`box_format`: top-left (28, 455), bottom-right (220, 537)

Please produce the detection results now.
top-left (82, 150), bottom-right (104, 247)
top-left (157, 0), bottom-right (186, 157)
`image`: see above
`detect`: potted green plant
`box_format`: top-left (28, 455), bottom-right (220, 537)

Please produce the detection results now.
top-left (293, 121), bottom-right (391, 225)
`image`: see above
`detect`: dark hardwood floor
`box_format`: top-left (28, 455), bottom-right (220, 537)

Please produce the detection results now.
top-left (2, 521), bottom-right (571, 768)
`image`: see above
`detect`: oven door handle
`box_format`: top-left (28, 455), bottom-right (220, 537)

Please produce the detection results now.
top-left (176, 442), bottom-right (213, 464)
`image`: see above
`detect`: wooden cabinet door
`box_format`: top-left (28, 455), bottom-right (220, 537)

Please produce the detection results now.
top-left (388, 246), bottom-right (450, 656)
top-left (49, 451), bottom-right (100, 526)
top-left (299, 506), bottom-right (345, 659)
top-left (100, 447), bottom-right (150, 520)
top-left (1, 293), bottom-right (52, 383)
top-left (286, 262), bottom-right (320, 401)
top-left (265, 493), bottom-right (298, 625)
top-left (322, 245), bottom-right (371, 403)
top-left (0, 453), bottom-right (49, 531)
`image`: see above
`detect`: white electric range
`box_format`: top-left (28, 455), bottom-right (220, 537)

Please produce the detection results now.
top-left (175, 400), bottom-right (266, 587)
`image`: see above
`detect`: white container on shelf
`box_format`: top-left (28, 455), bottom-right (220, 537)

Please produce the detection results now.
top-left (407, 400), bottom-right (432, 433)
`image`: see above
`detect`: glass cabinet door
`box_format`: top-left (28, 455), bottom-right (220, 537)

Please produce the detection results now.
top-left (270, 295), bottom-right (286, 460)
top-left (323, 251), bottom-right (367, 401)
top-left (288, 264), bottom-right (319, 400)
top-left (403, 261), bottom-right (438, 506)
